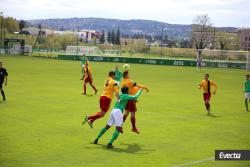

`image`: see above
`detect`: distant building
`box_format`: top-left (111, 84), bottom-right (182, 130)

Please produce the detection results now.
top-left (20, 28), bottom-right (102, 43)
top-left (79, 30), bottom-right (102, 43)
top-left (237, 28), bottom-right (250, 51)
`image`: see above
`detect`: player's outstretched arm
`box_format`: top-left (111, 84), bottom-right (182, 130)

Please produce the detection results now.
top-left (125, 89), bottom-right (143, 101)
top-left (5, 70), bottom-right (8, 86)
top-left (198, 81), bottom-right (203, 89)
top-left (137, 84), bottom-right (149, 92)
top-left (211, 81), bottom-right (218, 94)
top-left (81, 75), bottom-right (85, 80)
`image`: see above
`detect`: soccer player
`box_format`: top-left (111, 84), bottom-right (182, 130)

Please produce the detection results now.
top-left (93, 87), bottom-right (143, 148)
top-left (197, 57), bottom-right (202, 71)
top-left (80, 55), bottom-right (86, 75)
top-left (198, 74), bottom-right (217, 114)
top-left (81, 62), bottom-right (98, 95)
top-left (114, 65), bottom-right (122, 86)
top-left (82, 71), bottom-right (120, 128)
top-left (0, 62), bottom-right (8, 101)
top-left (244, 74), bottom-right (250, 112)
top-left (122, 71), bottom-right (149, 134)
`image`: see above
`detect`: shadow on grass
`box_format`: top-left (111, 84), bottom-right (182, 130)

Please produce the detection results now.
top-left (206, 113), bottom-right (221, 118)
top-left (85, 94), bottom-right (94, 97)
top-left (84, 142), bottom-right (155, 154)
top-left (81, 93), bottom-right (94, 97)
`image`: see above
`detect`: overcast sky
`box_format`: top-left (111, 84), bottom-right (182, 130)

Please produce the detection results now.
top-left (1, 0), bottom-right (250, 27)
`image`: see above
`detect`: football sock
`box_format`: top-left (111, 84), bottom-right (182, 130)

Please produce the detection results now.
top-left (91, 85), bottom-right (97, 92)
top-left (207, 103), bottom-right (210, 110)
top-left (96, 127), bottom-right (108, 140)
top-left (205, 103), bottom-right (210, 111)
top-left (1, 90), bottom-right (5, 100)
top-left (109, 130), bottom-right (120, 144)
top-left (84, 85), bottom-right (86, 94)
top-left (131, 118), bottom-right (136, 129)
top-left (245, 99), bottom-right (248, 110)
top-left (88, 112), bottom-right (102, 123)
top-left (123, 115), bottom-right (128, 122)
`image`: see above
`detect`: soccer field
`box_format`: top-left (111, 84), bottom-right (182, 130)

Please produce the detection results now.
top-left (0, 55), bottom-right (249, 167)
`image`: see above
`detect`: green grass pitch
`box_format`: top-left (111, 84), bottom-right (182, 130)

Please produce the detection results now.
top-left (0, 55), bottom-right (249, 167)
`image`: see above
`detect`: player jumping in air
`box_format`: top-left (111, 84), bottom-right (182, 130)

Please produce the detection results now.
top-left (82, 71), bottom-right (120, 128)
top-left (81, 62), bottom-right (98, 95)
top-left (93, 87), bottom-right (143, 148)
top-left (244, 74), bottom-right (250, 112)
top-left (122, 71), bottom-right (149, 134)
top-left (0, 62), bottom-right (8, 101)
top-left (199, 74), bottom-right (217, 114)
top-left (114, 65), bottom-right (122, 86)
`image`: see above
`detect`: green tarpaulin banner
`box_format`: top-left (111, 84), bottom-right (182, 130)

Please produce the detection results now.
top-left (58, 54), bottom-right (246, 69)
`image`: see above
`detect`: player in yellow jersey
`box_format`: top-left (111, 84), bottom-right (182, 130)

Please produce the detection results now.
top-left (199, 74), bottom-right (218, 114)
top-left (122, 71), bottom-right (149, 134)
top-left (82, 71), bottom-right (120, 128)
top-left (81, 63), bottom-right (97, 95)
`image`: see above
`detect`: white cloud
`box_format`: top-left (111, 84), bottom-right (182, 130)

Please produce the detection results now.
top-left (1, 0), bottom-right (249, 27)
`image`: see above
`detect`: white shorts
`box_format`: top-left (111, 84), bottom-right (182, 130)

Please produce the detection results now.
top-left (107, 109), bottom-right (123, 127)
top-left (245, 92), bottom-right (250, 99)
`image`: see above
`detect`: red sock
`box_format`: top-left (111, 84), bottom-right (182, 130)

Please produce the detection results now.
top-left (91, 85), bottom-right (97, 92)
top-left (84, 84), bottom-right (87, 94)
top-left (88, 112), bottom-right (102, 123)
top-left (205, 103), bottom-right (210, 111)
top-left (123, 115), bottom-right (128, 122)
top-left (131, 118), bottom-right (136, 129)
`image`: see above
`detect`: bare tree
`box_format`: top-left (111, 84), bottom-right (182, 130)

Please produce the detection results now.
top-left (192, 14), bottom-right (213, 57)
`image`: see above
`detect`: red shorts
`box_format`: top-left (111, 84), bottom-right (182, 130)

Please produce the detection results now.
top-left (125, 100), bottom-right (137, 112)
top-left (84, 77), bottom-right (93, 84)
top-left (203, 93), bottom-right (211, 102)
top-left (99, 96), bottom-right (111, 112)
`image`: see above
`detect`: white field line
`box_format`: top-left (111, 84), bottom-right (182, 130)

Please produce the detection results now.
top-left (171, 157), bottom-right (214, 167)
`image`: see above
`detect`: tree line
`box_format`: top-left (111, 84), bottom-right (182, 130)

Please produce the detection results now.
top-left (100, 28), bottom-right (120, 45)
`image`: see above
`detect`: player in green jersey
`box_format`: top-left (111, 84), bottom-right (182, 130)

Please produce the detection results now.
top-left (80, 55), bottom-right (88, 75)
top-left (244, 74), bottom-right (250, 112)
top-left (93, 87), bottom-right (143, 148)
top-left (114, 65), bottom-right (122, 86)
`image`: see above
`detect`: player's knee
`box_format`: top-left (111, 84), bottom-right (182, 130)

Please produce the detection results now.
top-left (116, 127), bottom-right (123, 133)
top-left (130, 112), bottom-right (135, 118)
top-left (105, 125), bottom-right (111, 130)
top-left (100, 112), bottom-right (106, 117)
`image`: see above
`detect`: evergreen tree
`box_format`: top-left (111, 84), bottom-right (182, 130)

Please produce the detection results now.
top-left (107, 32), bottom-right (111, 43)
top-left (116, 27), bottom-right (120, 45)
top-left (19, 20), bottom-right (26, 31)
top-left (111, 29), bottom-right (115, 44)
top-left (100, 30), bottom-right (105, 44)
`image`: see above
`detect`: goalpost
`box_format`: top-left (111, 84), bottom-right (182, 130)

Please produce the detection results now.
top-left (196, 49), bottom-right (249, 71)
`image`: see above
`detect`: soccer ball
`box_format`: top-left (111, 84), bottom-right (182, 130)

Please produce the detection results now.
top-left (122, 64), bottom-right (130, 71)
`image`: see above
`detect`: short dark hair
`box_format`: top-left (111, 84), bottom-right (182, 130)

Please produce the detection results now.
top-left (121, 87), bottom-right (129, 94)
top-left (123, 71), bottom-right (128, 78)
top-left (246, 74), bottom-right (250, 77)
top-left (109, 71), bottom-right (115, 76)
top-left (205, 73), bottom-right (209, 77)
